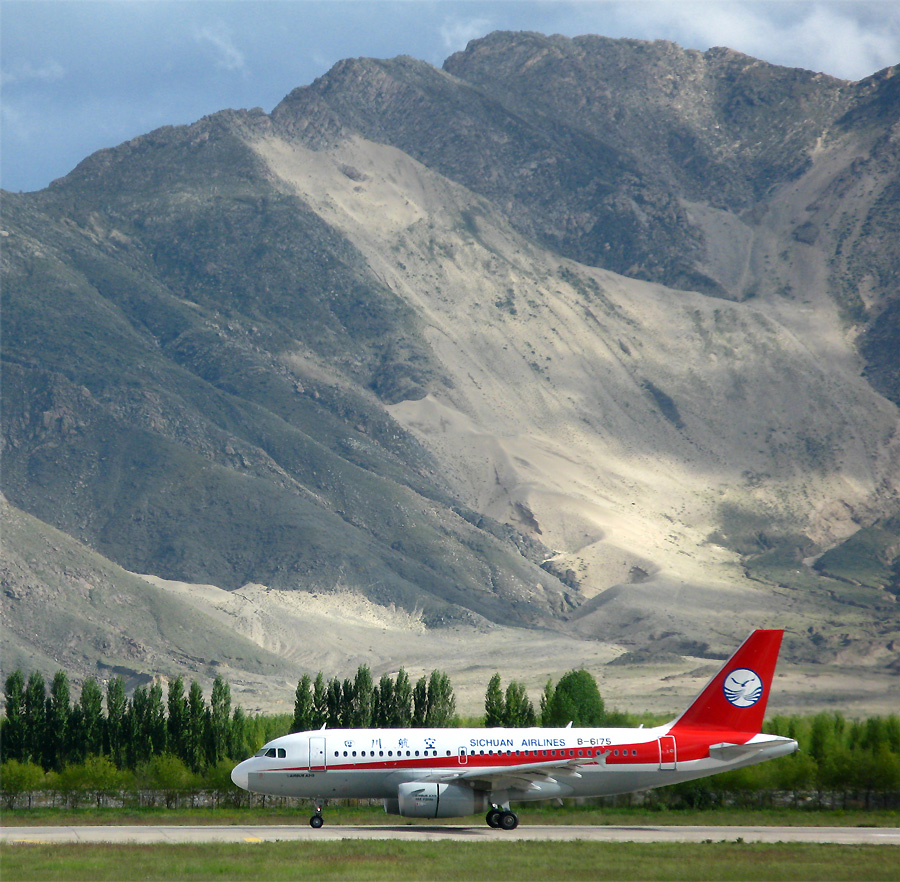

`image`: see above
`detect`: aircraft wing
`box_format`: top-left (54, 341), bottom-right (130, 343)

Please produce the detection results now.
top-left (422, 756), bottom-right (603, 792)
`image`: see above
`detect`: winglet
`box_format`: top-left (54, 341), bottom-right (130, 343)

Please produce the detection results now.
top-left (669, 629), bottom-right (784, 735)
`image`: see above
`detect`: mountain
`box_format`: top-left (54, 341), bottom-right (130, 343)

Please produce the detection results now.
top-left (2, 32), bottom-right (898, 713)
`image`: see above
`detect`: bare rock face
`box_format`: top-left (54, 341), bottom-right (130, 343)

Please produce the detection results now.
top-left (2, 32), bottom-right (899, 697)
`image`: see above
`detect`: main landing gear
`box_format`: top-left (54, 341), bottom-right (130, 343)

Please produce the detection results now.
top-left (486, 806), bottom-right (519, 830)
top-left (309, 803), bottom-right (324, 828)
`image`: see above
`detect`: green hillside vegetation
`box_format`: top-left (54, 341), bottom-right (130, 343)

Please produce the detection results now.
top-left (813, 514), bottom-right (900, 595)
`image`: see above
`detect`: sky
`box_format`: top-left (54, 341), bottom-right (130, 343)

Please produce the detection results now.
top-left (2, 1), bottom-right (899, 192)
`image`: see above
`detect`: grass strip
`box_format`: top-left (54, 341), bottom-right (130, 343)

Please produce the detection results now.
top-left (3, 840), bottom-right (900, 882)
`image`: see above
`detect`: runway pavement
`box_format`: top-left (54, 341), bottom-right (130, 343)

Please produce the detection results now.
top-left (3, 824), bottom-right (899, 845)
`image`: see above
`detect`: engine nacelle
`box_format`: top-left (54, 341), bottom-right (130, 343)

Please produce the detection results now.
top-left (384, 782), bottom-right (488, 818)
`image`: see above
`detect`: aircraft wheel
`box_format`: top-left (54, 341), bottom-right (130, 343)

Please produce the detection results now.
top-left (486, 809), bottom-right (502, 828)
top-left (310, 814), bottom-right (324, 829)
top-left (498, 811), bottom-right (518, 830)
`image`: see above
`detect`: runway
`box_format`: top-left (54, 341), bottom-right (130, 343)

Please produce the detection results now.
top-left (3, 824), bottom-right (899, 845)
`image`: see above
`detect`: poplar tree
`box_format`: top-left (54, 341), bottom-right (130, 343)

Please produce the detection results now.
top-left (46, 671), bottom-right (71, 770)
top-left (79, 678), bottom-right (104, 759)
top-left (186, 680), bottom-right (206, 772)
top-left (504, 681), bottom-right (536, 728)
top-left (229, 706), bottom-right (251, 760)
top-left (484, 673), bottom-right (505, 727)
top-left (292, 674), bottom-right (313, 733)
top-left (352, 666), bottom-right (374, 728)
top-left (425, 671), bottom-right (456, 727)
top-left (23, 671), bottom-right (47, 766)
top-left (166, 676), bottom-right (188, 763)
top-left (374, 673), bottom-right (394, 727)
top-left (209, 676), bottom-right (232, 765)
top-left (308, 672), bottom-right (325, 729)
top-left (412, 676), bottom-right (428, 727)
top-left (539, 679), bottom-right (555, 726)
top-left (392, 669), bottom-right (413, 728)
top-left (325, 679), bottom-right (342, 728)
top-left (2, 670), bottom-right (26, 763)
top-left (105, 677), bottom-right (128, 768)
top-left (128, 685), bottom-right (154, 767)
top-left (341, 678), bottom-right (354, 727)
top-left (146, 682), bottom-right (167, 756)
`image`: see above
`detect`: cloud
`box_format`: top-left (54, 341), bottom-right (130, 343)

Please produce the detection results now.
top-left (618, 1), bottom-right (900, 81)
top-left (195, 21), bottom-right (246, 72)
top-left (440, 16), bottom-right (494, 53)
top-left (785, 4), bottom-right (900, 79)
top-left (1, 59), bottom-right (65, 88)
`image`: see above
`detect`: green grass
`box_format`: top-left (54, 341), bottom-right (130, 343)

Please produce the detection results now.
top-left (4, 803), bottom-right (899, 828)
top-left (3, 841), bottom-right (899, 882)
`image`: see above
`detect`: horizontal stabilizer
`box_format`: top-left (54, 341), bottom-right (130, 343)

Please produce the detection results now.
top-left (709, 742), bottom-right (767, 761)
top-left (709, 737), bottom-right (798, 762)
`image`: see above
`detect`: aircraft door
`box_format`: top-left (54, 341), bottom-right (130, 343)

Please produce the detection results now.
top-left (658, 735), bottom-right (676, 770)
top-left (309, 736), bottom-right (326, 771)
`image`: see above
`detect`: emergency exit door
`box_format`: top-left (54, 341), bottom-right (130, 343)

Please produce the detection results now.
top-left (310, 737), bottom-right (326, 771)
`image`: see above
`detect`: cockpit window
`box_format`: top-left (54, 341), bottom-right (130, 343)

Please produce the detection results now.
top-left (277, 748), bottom-right (286, 758)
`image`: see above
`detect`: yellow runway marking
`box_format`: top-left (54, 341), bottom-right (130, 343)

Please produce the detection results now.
top-left (243, 837), bottom-right (263, 843)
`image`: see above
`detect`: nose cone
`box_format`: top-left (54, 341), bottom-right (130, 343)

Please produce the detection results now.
top-left (231, 760), bottom-right (249, 790)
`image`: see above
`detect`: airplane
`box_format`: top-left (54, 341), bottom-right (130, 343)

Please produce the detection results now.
top-left (231, 628), bottom-right (798, 829)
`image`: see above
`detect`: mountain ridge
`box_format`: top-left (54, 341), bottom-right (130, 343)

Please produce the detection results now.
top-left (2, 31), bottom-right (898, 711)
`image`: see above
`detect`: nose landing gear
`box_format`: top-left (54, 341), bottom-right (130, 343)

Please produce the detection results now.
top-left (309, 803), bottom-right (324, 828)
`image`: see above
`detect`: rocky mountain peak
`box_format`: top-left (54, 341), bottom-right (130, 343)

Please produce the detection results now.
top-left (3, 31), bottom-right (898, 709)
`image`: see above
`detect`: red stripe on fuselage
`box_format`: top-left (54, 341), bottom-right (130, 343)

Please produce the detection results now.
top-left (257, 740), bottom-right (680, 775)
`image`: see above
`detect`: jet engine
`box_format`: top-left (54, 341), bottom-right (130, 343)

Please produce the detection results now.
top-left (384, 782), bottom-right (488, 818)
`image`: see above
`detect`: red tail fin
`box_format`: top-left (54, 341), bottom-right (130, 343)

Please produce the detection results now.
top-left (670, 629), bottom-right (784, 734)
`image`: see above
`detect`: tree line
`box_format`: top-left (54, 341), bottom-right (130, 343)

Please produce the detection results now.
top-left (0, 669), bottom-right (279, 774)
top-left (0, 665), bottom-right (458, 775)
top-left (290, 667), bottom-right (455, 732)
top-left (3, 666), bottom-right (899, 810)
